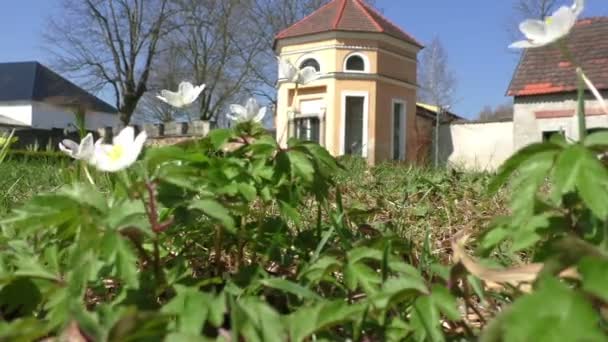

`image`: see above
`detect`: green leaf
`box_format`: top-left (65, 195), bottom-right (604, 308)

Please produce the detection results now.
top-left (207, 128), bottom-right (233, 149)
top-left (410, 295), bottom-right (444, 342)
top-left (553, 145), bottom-right (586, 194)
top-left (279, 201), bottom-right (300, 224)
top-left (258, 278), bottom-right (321, 300)
top-left (584, 130), bottom-right (608, 148)
top-left (287, 301), bottom-right (365, 342)
top-left (233, 297), bottom-right (285, 342)
top-left (430, 285), bottom-right (460, 321)
top-left (237, 183), bottom-right (257, 202)
top-left (162, 285), bottom-right (209, 335)
top-left (287, 150), bottom-right (314, 183)
top-left (371, 276), bottom-right (428, 310)
top-left (578, 257), bottom-right (608, 302)
top-left (489, 142), bottom-right (560, 194)
top-left (101, 232), bottom-right (139, 288)
top-left (190, 199), bottom-right (235, 232)
top-left (576, 154), bottom-right (608, 219)
top-left (482, 277), bottom-right (605, 342)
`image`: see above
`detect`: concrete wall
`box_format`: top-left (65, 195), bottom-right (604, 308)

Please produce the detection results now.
top-left (513, 91), bottom-right (608, 149)
top-left (31, 102), bottom-right (117, 130)
top-left (438, 120), bottom-right (514, 171)
top-left (0, 102), bottom-right (32, 126)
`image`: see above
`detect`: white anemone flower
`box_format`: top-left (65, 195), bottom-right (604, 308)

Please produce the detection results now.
top-left (157, 82), bottom-right (205, 108)
top-left (277, 57), bottom-right (321, 85)
top-left (510, 0), bottom-right (585, 49)
top-left (93, 127), bottom-right (147, 172)
top-left (227, 98), bottom-right (267, 123)
top-left (59, 133), bottom-right (95, 162)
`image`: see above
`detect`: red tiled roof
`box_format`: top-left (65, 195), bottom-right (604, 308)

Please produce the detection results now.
top-left (274, 0), bottom-right (422, 48)
top-left (508, 17), bottom-right (608, 97)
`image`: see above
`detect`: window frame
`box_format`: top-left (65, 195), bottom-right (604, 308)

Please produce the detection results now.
top-left (343, 52), bottom-right (369, 73)
top-left (298, 56), bottom-right (321, 72)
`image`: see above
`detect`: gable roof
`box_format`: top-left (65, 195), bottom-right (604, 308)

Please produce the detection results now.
top-left (0, 61), bottom-right (118, 113)
top-left (275, 0), bottom-right (422, 48)
top-left (508, 17), bottom-right (608, 97)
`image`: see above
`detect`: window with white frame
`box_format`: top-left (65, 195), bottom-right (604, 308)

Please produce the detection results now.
top-left (299, 58), bottom-right (320, 72)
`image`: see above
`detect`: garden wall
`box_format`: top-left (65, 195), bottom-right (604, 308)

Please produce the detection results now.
top-left (438, 119), bottom-right (514, 171)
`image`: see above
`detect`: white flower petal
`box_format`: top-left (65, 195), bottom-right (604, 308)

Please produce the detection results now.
top-left (519, 20), bottom-right (547, 42)
top-left (298, 67), bottom-right (320, 85)
top-left (253, 107), bottom-right (267, 123)
top-left (59, 140), bottom-right (77, 157)
top-left (78, 133), bottom-right (95, 160)
top-left (245, 98), bottom-right (259, 117)
top-left (278, 57), bottom-right (298, 81)
top-left (509, 40), bottom-right (540, 49)
top-left (113, 127), bottom-right (135, 146)
top-left (229, 105), bottom-right (248, 120)
top-left (178, 82), bottom-right (194, 95)
top-left (546, 6), bottom-right (577, 41)
top-left (572, 0), bottom-right (585, 17)
top-left (158, 90), bottom-right (185, 108)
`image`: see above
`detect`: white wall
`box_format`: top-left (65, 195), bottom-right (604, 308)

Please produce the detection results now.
top-left (0, 102), bottom-right (33, 126)
top-left (31, 102), bottom-right (117, 130)
top-left (439, 121), bottom-right (514, 171)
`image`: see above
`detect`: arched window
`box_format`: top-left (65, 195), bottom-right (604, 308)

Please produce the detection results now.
top-left (300, 58), bottom-right (320, 72)
top-left (345, 55), bottom-right (366, 71)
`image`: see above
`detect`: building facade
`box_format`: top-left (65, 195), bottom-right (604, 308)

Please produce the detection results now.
top-left (508, 18), bottom-right (608, 149)
top-left (274, 0), bottom-right (424, 164)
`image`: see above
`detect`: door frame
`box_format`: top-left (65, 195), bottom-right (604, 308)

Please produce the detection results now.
top-left (340, 91), bottom-right (369, 157)
top-left (391, 98), bottom-right (407, 161)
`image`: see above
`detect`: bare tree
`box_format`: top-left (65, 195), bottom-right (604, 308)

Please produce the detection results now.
top-left (166, 0), bottom-right (266, 121)
top-left (478, 102), bottom-right (514, 121)
top-left (46, 0), bottom-right (173, 125)
top-left (417, 37), bottom-right (457, 109)
top-left (133, 45), bottom-right (188, 123)
top-left (417, 37), bottom-right (457, 167)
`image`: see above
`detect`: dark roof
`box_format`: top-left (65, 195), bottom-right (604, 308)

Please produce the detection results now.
top-left (508, 17), bottom-right (608, 97)
top-left (0, 61), bottom-right (118, 113)
top-left (0, 115), bottom-right (28, 127)
top-left (275, 0), bottom-right (422, 48)
top-left (415, 103), bottom-right (465, 122)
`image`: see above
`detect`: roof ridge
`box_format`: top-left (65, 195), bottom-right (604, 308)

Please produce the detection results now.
top-left (275, 0), bottom-right (339, 39)
top-left (353, 0), bottom-right (383, 32)
top-left (333, 0), bottom-right (347, 30)
top-left (356, 0), bottom-right (424, 47)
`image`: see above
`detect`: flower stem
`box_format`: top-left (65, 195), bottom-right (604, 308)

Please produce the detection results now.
top-left (214, 225), bottom-right (223, 276)
top-left (576, 68), bottom-right (587, 141)
top-left (83, 164), bottom-right (95, 186)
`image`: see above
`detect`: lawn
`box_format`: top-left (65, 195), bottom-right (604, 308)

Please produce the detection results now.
top-left (0, 129), bottom-right (605, 341)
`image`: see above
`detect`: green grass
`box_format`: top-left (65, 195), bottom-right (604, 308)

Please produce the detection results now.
top-left (0, 156), bottom-right (509, 253)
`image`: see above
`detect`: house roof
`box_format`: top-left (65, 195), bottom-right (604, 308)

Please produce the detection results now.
top-left (0, 61), bottom-right (118, 113)
top-left (275, 0), bottom-right (422, 48)
top-left (0, 115), bottom-right (28, 127)
top-left (416, 102), bottom-right (465, 122)
top-left (508, 17), bottom-right (608, 97)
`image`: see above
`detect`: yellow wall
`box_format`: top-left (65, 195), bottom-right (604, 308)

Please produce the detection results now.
top-left (275, 33), bottom-right (421, 165)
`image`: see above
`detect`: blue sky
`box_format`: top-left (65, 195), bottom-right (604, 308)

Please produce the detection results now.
top-left (1, 0), bottom-right (607, 118)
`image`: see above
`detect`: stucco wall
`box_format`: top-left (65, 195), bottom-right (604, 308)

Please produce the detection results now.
top-left (375, 81), bottom-right (416, 163)
top-left (275, 33), bottom-right (421, 165)
top-left (439, 121), bottom-right (514, 171)
top-left (513, 91), bottom-right (608, 149)
top-left (31, 102), bottom-right (117, 130)
top-left (0, 102), bottom-right (33, 126)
